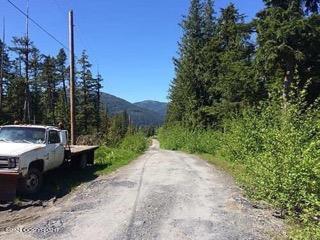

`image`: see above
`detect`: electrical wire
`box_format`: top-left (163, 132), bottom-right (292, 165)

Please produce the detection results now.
top-left (7, 0), bottom-right (100, 76)
top-left (7, 0), bottom-right (69, 50)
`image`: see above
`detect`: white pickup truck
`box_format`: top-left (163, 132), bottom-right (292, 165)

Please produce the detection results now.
top-left (0, 125), bottom-right (98, 200)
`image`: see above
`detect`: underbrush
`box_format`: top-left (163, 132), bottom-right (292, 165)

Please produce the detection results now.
top-left (158, 124), bottom-right (221, 154)
top-left (95, 132), bottom-right (148, 174)
top-left (158, 103), bottom-right (320, 239)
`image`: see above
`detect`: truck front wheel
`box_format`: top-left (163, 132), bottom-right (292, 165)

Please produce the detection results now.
top-left (20, 168), bottom-right (43, 195)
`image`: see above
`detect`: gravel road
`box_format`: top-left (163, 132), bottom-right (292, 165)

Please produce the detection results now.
top-left (0, 140), bottom-right (284, 240)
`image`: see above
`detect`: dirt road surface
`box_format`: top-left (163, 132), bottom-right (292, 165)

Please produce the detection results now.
top-left (0, 140), bottom-right (284, 240)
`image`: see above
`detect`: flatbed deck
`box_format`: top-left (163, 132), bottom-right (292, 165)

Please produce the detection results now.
top-left (68, 145), bottom-right (99, 156)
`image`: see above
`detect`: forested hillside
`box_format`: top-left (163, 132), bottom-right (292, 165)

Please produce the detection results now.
top-left (160, 0), bottom-right (320, 238)
top-left (134, 100), bottom-right (167, 120)
top-left (100, 93), bottom-right (167, 126)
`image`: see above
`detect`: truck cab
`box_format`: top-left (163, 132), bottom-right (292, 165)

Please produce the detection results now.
top-left (0, 125), bottom-right (68, 195)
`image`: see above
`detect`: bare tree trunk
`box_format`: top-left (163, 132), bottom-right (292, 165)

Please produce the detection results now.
top-left (62, 76), bottom-right (68, 120)
top-left (52, 81), bottom-right (56, 124)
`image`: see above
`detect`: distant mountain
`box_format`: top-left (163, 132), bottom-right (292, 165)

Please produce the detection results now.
top-left (100, 93), bottom-right (167, 126)
top-left (134, 100), bottom-right (167, 118)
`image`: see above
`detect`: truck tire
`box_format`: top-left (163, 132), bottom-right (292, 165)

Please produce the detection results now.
top-left (79, 153), bottom-right (88, 169)
top-left (20, 168), bottom-right (43, 195)
top-left (71, 154), bottom-right (88, 170)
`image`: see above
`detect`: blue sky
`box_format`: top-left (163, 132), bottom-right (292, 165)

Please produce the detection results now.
top-left (0, 0), bottom-right (264, 103)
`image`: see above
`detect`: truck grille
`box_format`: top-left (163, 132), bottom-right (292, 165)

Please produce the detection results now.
top-left (0, 157), bottom-right (9, 168)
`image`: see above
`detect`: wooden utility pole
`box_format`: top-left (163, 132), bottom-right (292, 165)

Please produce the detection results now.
top-left (69, 10), bottom-right (76, 145)
top-left (23, 0), bottom-right (31, 123)
top-left (0, 17), bottom-right (5, 111)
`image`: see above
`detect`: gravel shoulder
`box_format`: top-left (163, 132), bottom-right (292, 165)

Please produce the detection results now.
top-left (0, 140), bottom-right (285, 240)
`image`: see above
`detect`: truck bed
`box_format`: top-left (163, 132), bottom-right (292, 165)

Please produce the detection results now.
top-left (69, 145), bottom-right (99, 156)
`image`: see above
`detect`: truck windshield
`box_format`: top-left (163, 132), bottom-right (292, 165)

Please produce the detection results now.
top-left (0, 127), bottom-right (46, 144)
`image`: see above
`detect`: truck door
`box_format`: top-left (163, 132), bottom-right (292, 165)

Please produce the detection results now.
top-left (46, 131), bottom-right (56, 170)
top-left (48, 130), bottom-right (65, 169)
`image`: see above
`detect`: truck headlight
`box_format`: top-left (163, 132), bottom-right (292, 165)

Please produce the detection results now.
top-left (8, 157), bottom-right (19, 168)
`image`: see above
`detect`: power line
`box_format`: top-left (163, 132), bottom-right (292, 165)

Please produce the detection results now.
top-left (6, 0), bottom-right (69, 50)
top-left (7, 0), bottom-right (100, 77)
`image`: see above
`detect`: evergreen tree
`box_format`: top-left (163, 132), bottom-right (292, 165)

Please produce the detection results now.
top-left (10, 36), bottom-right (36, 123)
top-left (168, 1), bottom-right (258, 128)
top-left (29, 48), bottom-right (43, 123)
top-left (77, 50), bottom-right (96, 134)
top-left (106, 111), bottom-right (129, 146)
top-left (94, 72), bottom-right (103, 131)
top-left (41, 56), bottom-right (58, 125)
top-left (197, 0), bottom-right (218, 127)
top-left (55, 49), bottom-right (68, 124)
top-left (167, 0), bottom-right (205, 128)
top-left (264, 0), bottom-right (319, 14)
top-left (0, 39), bottom-right (11, 122)
top-left (256, 0), bottom-right (320, 105)
top-left (167, 60), bottom-right (185, 124)
top-left (202, 0), bottom-right (216, 40)
top-left (213, 4), bottom-right (257, 119)
top-left (6, 59), bottom-right (25, 122)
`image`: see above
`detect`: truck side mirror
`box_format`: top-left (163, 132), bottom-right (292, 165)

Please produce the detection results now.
top-left (60, 130), bottom-right (68, 145)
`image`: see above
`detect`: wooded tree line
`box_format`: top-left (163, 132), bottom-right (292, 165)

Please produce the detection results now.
top-left (167, 0), bottom-right (320, 128)
top-left (0, 36), bottom-right (104, 135)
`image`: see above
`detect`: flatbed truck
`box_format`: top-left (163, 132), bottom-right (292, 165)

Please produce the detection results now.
top-left (0, 125), bottom-right (98, 201)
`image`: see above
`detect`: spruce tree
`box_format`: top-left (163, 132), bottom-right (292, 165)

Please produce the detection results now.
top-left (256, 0), bottom-right (320, 105)
top-left (41, 56), bottom-right (58, 125)
top-left (167, 0), bottom-right (205, 128)
top-left (0, 39), bottom-right (11, 123)
top-left (10, 37), bottom-right (37, 123)
top-left (55, 49), bottom-right (68, 124)
top-left (94, 72), bottom-right (103, 131)
top-left (29, 48), bottom-right (43, 123)
top-left (77, 50), bottom-right (96, 135)
top-left (202, 0), bottom-right (215, 40)
top-left (215, 4), bottom-right (256, 106)
top-left (6, 59), bottom-right (26, 122)
top-left (197, 0), bottom-right (218, 127)
top-left (264, 0), bottom-right (319, 14)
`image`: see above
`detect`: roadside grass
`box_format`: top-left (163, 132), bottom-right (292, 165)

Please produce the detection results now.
top-left (197, 153), bottom-right (244, 178)
top-left (94, 147), bottom-right (141, 175)
top-left (27, 132), bottom-right (148, 201)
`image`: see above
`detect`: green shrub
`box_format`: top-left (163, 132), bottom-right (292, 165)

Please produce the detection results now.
top-left (220, 103), bottom-right (320, 223)
top-left (95, 132), bottom-right (148, 175)
top-left (158, 124), bottom-right (188, 150)
top-left (158, 125), bottom-right (221, 154)
top-left (120, 132), bottom-right (148, 153)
